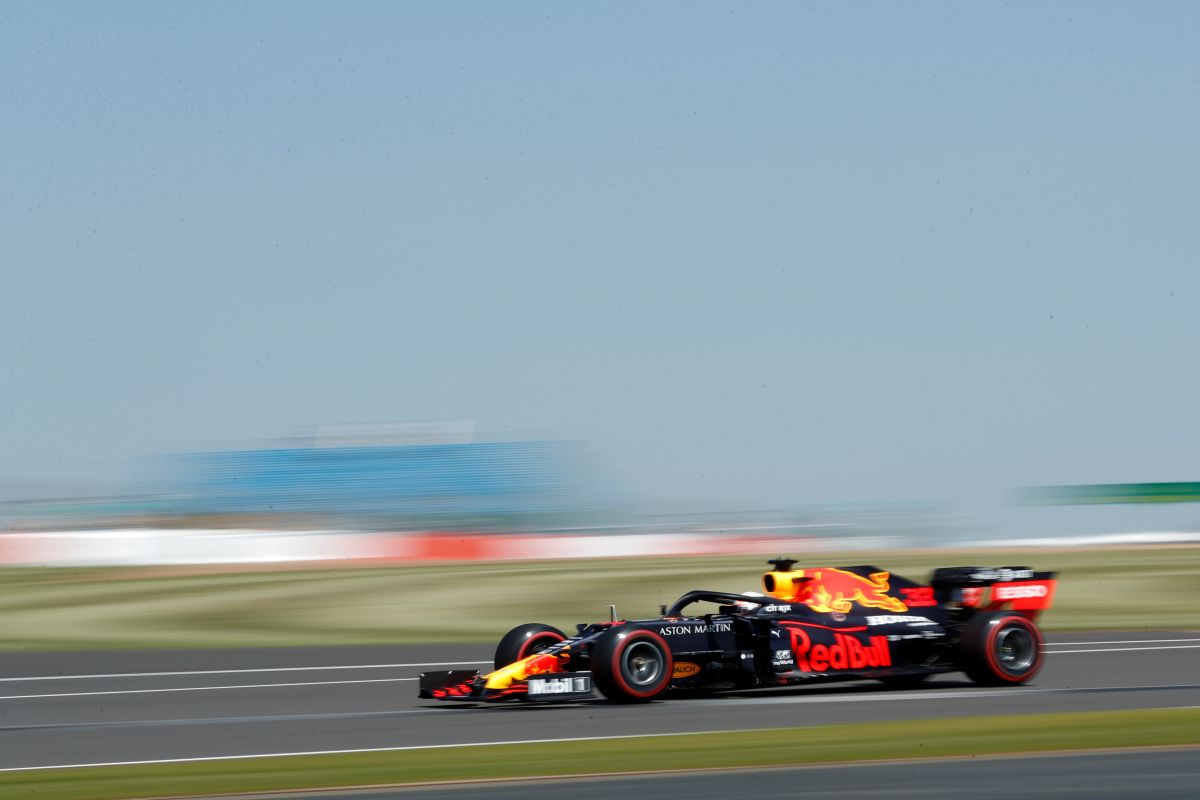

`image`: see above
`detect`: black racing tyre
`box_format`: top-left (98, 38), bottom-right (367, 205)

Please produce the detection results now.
top-left (591, 627), bottom-right (674, 703)
top-left (877, 673), bottom-right (931, 690)
top-left (958, 612), bottom-right (1044, 686)
top-left (493, 623), bottom-right (567, 670)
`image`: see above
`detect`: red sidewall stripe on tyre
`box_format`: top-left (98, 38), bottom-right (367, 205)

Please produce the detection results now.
top-left (518, 632), bottom-right (565, 661)
top-left (984, 615), bottom-right (1043, 683)
top-left (610, 630), bottom-right (673, 699)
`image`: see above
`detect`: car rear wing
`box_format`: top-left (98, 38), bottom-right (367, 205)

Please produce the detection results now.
top-left (930, 566), bottom-right (1058, 619)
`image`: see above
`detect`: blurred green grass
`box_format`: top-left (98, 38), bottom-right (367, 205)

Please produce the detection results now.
top-left (3, 708), bottom-right (1198, 800)
top-left (1, 547), bottom-right (1198, 650)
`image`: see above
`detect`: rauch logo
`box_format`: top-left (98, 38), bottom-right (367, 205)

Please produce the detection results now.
top-left (672, 662), bottom-right (701, 678)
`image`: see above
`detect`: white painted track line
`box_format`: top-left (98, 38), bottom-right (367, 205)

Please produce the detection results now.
top-left (0, 729), bottom-right (743, 773)
top-left (0, 660), bottom-right (490, 683)
top-left (1048, 645), bottom-right (1200, 655)
top-left (3, 641), bottom-right (1196, 685)
top-left (2, 642), bottom-right (1197, 689)
top-left (0, 677), bottom-right (415, 701)
top-left (5, 695), bottom-right (1200, 773)
top-left (1045, 639), bottom-right (1200, 646)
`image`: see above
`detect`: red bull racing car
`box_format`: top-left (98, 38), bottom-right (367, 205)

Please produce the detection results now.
top-left (419, 559), bottom-right (1057, 704)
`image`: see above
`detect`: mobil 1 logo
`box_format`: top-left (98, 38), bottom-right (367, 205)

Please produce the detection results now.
top-left (526, 672), bottom-right (594, 701)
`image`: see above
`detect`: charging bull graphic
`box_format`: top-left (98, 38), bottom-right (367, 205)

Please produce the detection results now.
top-left (799, 568), bottom-right (909, 614)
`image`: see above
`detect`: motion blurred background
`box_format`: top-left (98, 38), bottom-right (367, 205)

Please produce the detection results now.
top-left (3, 12), bottom-right (1200, 799)
top-left (3, 2), bottom-right (1199, 567)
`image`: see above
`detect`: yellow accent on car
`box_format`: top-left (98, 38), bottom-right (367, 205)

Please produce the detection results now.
top-left (482, 652), bottom-right (565, 691)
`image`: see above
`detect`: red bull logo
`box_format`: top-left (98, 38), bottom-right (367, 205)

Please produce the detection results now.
top-left (799, 568), bottom-right (909, 614)
top-left (784, 625), bottom-right (892, 671)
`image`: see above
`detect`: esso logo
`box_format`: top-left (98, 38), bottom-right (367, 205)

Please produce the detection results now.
top-left (995, 584), bottom-right (1048, 600)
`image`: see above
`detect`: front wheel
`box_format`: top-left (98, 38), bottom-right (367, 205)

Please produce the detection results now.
top-left (493, 623), bottom-right (567, 670)
top-left (592, 628), bottom-right (673, 703)
top-left (958, 612), bottom-right (1044, 686)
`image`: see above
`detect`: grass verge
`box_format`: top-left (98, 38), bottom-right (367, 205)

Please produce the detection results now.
top-left (2, 546), bottom-right (1199, 649)
top-left (3, 708), bottom-right (1198, 800)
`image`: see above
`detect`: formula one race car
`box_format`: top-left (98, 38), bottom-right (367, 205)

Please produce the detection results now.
top-left (419, 559), bottom-right (1057, 704)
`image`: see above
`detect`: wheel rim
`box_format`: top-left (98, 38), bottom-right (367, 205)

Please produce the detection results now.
top-left (995, 625), bottom-right (1035, 673)
top-left (622, 641), bottom-right (664, 687)
top-left (524, 634), bottom-right (561, 657)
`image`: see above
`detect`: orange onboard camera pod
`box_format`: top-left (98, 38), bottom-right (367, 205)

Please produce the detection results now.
top-left (762, 558), bottom-right (810, 602)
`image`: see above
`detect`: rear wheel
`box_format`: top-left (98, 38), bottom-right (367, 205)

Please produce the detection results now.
top-left (592, 628), bottom-right (673, 703)
top-left (958, 612), bottom-right (1044, 686)
top-left (493, 623), bottom-right (567, 670)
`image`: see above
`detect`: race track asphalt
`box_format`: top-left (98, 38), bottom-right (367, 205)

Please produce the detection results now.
top-left (225, 749), bottom-right (1200, 800)
top-left (2, 631), bottom-right (1198, 771)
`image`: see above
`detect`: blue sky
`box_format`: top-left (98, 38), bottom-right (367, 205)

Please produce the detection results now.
top-left (2, 3), bottom-right (1198, 531)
